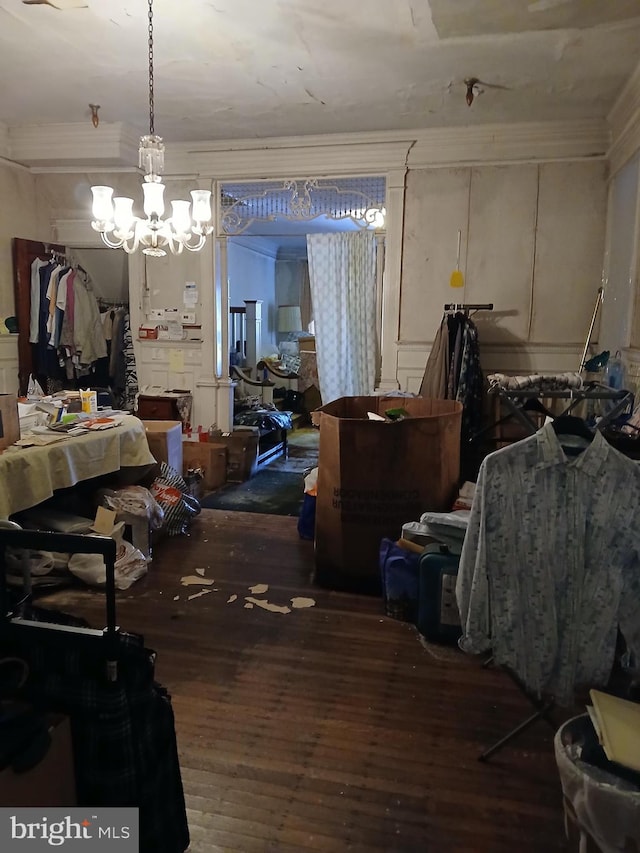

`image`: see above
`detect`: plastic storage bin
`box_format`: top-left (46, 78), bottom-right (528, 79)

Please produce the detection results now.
top-left (554, 713), bottom-right (640, 853)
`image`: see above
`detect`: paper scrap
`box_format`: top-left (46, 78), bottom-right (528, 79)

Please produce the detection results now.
top-left (249, 583), bottom-right (269, 595)
top-left (291, 597), bottom-right (316, 609)
top-left (188, 589), bottom-right (213, 601)
top-left (183, 282), bottom-right (198, 306)
top-left (195, 568), bottom-right (205, 577)
top-left (244, 602), bottom-right (254, 609)
top-left (227, 594), bottom-right (238, 604)
top-left (92, 506), bottom-right (117, 536)
top-left (245, 596), bottom-right (291, 615)
top-left (181, 575), bottom-right (215, 586)
top-left (173, 595), bottom-right (180, 601)
top-left (169, 349), bottom-right (184, 372)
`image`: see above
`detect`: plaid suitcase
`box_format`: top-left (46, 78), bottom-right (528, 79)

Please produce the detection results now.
top-left (0, 529), bottom-right (189, 853)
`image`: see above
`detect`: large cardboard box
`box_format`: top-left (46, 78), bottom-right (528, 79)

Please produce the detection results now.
top-left (0, 393), bottom-right (19, 451)
top-left (182, 441), bottom-right (227, 491)
top-left (313, 396), bottom-right (462, 593)
top-left (210, 429), bottom-right (259, 482)
top-left (142, 420), bottom-right (183, 475)
top-left (0, 712), bottom-right (76, 806)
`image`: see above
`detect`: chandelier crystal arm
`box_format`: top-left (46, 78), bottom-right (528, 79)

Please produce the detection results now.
top-left (89, 0), bottom-right (213, 257)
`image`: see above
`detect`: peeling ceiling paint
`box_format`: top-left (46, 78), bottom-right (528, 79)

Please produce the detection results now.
top-left (0, 0), bottom-right (639, 142)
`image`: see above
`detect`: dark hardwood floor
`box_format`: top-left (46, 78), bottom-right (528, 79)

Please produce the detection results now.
top-left (40, 510), bottom-right (569, 853)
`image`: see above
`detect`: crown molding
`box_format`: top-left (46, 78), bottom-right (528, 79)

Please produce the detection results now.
top-left (608, 61), bottom-right (640, 177)
top-left (9, 122), bottom-right (141, 169)
top-left (165, 139), bottom-right (414, 179)
top-left (407, 120), bottom-right (609, 168)
top-left (4, 118), bottom-right (612, 177)
top-left (51, 219), bottom-right (108, 249)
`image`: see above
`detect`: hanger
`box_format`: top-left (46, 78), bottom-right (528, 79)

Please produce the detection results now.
top-left (552, 415), bottom-right (594, 455)
top-left (552, 415), bottom-right (594, 441)
top-left (523, 398), bottom-right (554, 417)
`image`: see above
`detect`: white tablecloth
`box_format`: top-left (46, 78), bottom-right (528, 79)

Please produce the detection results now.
top-left (0, 415), bottom-right (155, 519)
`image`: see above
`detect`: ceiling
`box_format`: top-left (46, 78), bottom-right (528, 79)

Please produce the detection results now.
top-left (1, 0), bottom-right (640, 144)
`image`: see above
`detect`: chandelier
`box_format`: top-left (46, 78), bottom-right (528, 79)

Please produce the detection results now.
top-left (90, 0), bottom-right (213, 256)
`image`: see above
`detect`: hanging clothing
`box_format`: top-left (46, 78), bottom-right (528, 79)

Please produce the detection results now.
top-left (73, 275), bottom-right (107, 372)
top-left (110, 311), bottom-right (137, 412)
top-left (456, 423), bottom-right (640, 706)
top-left (456, 320), bottom-right (484, 446)
top-left (29, 257), bottom-right (48, 343)
top-left (419, 316), bottom-right (449, 399)
top-left (28, 255), bottom-right (108, 387)
top-left (420, 311), bottom-right (484, 447)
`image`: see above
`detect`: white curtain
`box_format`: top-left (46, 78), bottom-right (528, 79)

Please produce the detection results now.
top-left (306, 231), bottom-right (377, 403)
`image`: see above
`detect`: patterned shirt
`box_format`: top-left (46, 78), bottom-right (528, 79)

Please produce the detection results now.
top-left (456, 423), bottom-right (640, 706)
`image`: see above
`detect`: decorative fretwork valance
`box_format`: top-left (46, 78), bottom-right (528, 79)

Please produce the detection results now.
top-left (219, 176), bottom-right (386, 235)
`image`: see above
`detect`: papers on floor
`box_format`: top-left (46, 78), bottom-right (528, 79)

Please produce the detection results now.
top-left (589, 689), bottom-right (640, 773)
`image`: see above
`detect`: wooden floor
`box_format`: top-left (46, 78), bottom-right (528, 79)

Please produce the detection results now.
top-left (41, 510), bottom-right (570, 853)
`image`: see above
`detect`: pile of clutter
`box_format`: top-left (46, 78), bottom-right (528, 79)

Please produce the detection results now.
top-left (379, 481), bottom-right (476, 645)
top-left (8, 462), bottom-right (201, 592)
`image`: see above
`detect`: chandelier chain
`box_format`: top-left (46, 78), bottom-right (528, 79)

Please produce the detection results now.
top-left (147, 0), bottom-right (155, 135)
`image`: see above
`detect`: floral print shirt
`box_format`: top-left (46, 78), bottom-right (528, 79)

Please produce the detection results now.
top-left (456, 423), bottom-right (640, 706)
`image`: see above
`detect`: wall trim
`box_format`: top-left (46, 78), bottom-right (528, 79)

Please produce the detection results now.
top-left (407, 120), bottom-right (609, 168)
top-left (9, 122), bottom-right (140, 169)
top-left (396, 340), bottom-right (585, 392)
top-left (230, 236), bottom-right (280, 260)
top-left (398, 340), bottom-right (588, 353)
top-left (0, 123), bottom-right (9, 159)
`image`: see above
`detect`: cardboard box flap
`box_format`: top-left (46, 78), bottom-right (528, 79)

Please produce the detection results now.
top-left (312, 396), bottom-right (462, 426)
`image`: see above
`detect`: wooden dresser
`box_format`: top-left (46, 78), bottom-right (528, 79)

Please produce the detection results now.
top-left (137, 391), bottom-right (193, 430)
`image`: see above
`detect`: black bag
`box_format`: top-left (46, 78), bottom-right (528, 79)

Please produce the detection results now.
top-left (0, 529), bottom-right (189, 853)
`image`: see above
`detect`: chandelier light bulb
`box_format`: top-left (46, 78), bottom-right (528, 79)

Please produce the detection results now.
top-left (89, 0), bottom-right (213, 256)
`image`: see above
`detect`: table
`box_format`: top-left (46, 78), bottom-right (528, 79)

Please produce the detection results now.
top-left (0, 415), bottom-right (155, 519)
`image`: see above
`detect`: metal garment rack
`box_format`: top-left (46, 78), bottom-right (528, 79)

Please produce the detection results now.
top-left (478, 657), bottom-right (557, 762)
top-left (488, 384), bottom-right (634, 437)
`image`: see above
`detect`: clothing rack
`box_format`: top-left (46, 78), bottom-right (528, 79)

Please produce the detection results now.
top-left (98, 298), bottom-right (128, 310)
top-left (478, 658), bottom-right (557, 762)
top-left (444, 302), bottom-right (494, 316)
top-left (44, 245), bottom-right (87, 276)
